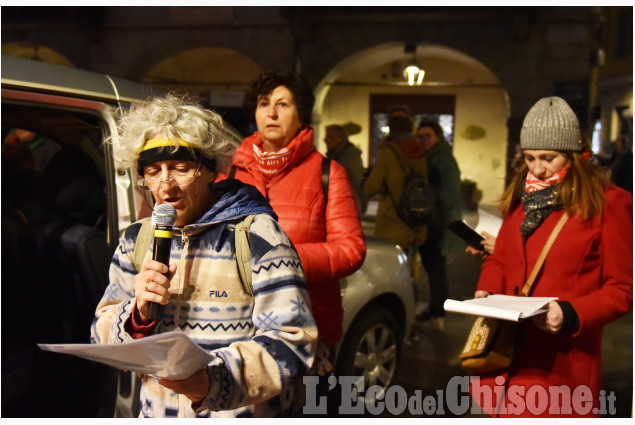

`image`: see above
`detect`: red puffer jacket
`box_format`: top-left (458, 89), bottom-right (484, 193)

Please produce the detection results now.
top-left (218, 128), bottom-right (366, 346)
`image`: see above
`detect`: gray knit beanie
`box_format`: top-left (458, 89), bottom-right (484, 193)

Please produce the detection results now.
top-left (520, 96), bottom-right (582, 151)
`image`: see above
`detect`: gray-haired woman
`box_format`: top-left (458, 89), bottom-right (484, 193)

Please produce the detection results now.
top-left (91, 93), bottom-right (317, 417)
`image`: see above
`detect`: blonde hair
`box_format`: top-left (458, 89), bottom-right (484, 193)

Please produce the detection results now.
top-left (500, 151), bottom-right (610, 221)
top-left (107, 93), bottom-right (235, 173)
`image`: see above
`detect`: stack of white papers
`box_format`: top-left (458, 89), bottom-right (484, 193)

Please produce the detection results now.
top-left (39, 330), bottom-right (213, 380)
top-left (443, 295), bottom-right (558, 322)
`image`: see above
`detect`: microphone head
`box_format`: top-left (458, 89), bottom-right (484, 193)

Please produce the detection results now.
top-left (152, 203), bottom-right (177, 227)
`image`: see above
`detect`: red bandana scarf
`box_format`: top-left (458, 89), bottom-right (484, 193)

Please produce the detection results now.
top-left (252, 128), bottom-right (311, 179)
top-left (252, 143), bottom-right (293, 178)
top-left (524, 165), bottom-right (570, 193)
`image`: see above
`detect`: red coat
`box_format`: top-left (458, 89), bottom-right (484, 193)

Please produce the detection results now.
top-left (472, 185), bottom-right (632, 417)
top-left (218, 128), bottom-right (366, 346)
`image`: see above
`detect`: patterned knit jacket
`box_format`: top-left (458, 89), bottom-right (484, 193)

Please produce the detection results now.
top-left (90, 179), bottom-right (318, 417)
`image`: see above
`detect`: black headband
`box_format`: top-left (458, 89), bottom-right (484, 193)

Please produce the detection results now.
top-left (137, 147), bottom-right (216, 175)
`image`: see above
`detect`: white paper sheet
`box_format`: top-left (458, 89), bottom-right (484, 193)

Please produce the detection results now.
top-left (474, 208), bottom-right (503, 237)
top-left (38, 330), bottom-right (213, 380)
top-left (443, 295), bottom-right (558, 322)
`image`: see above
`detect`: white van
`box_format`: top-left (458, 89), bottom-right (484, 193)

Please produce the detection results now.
top-left (1, 55), bottom-right (415, 417)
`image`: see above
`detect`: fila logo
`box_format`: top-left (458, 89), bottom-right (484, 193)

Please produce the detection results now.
top-left (209, 290), bottom-right (229, 297)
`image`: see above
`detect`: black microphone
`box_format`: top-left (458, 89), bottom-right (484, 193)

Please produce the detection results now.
top-left (148, 203), bottom-right (177, 321)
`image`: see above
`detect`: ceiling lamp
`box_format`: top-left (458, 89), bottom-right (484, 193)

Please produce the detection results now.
top-left (404, 59), bottom-right (425, 86)
top-left (403, 43), bottom-right (425, 86)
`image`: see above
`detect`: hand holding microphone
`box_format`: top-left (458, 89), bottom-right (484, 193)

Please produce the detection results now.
top-left (148, 203), bottom-right (177, 320)
top-left (134, 203), bottom-right (177, 323)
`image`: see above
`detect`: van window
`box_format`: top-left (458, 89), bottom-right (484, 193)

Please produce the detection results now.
top-left (1, 98), bottom-right (117, 417)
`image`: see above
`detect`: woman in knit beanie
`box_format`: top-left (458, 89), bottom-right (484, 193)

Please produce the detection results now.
top-left (469, 96), bottom-right (632, 417)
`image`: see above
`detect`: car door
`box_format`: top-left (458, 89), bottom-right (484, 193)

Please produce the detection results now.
top-left (1, 87), bottom-right (127, 417)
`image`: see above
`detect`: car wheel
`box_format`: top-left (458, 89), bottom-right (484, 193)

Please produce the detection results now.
top-left (336, 305), bottom-right (402, 394)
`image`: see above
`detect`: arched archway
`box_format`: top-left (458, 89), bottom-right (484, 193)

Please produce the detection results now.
top-left (142, 47), bottom-right (265, 135)
top-left (1, 43), bottom-right (74, 67)
top-left (314, 42), bottom-right (510, 207)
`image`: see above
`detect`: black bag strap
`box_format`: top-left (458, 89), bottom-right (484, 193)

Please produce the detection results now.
top-left (382, 144), bottom-right (405, 208)
top-left (321, 157), bottom-right (331, 206)
top-left (228, 164), bottom-right (237, 179)
top-left (386, 142), bottom-right (430, 183)
top-left (383, 143), bottom-right (428, 209)
top-left (385, 142), bottom-right (412, 175)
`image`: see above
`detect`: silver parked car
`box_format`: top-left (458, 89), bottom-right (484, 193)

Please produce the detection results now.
top-left (1, 55), bottom-right (415, 417)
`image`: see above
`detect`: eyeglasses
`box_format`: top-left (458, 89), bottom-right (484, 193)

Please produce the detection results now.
top-left (137, 164), bottom-right (202, 190)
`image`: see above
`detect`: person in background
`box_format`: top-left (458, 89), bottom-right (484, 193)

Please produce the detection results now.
top-left (608, 135), bottom-right (633, 193)
top-left (363, 112), bottom-right (428, 252)
top-left (2, 128), bottom-right (104, 225)
top-left (324, 124), bottom-right (366, 212)
top-left (218, 71), bottom-right (366, 372)
top-left (471, 96), bottom-right (632, 417)
top-left (384, 105), bottom-right (412, 129)
top-left (415, 120), bottom-right (463, 328)
top-left (91, 93), bottom-right (317, 417)
top-left (2, 128), bottom-right (61, 173)
top-left (363, 111), bottom-right (428, 316)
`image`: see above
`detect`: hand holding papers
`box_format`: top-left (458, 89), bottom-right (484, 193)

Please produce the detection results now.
top-left (38, 330), bottom-right (213, 380)
top-left (444, 295), bottom-right (558, 322)
top-left (449, 209), bottom-right (502, 251)
top-left (473, 208), bottom-right (502, 238)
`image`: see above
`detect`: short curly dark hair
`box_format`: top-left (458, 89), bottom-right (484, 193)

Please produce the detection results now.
top-left (243, 71), bottom-right (315, 126)
top-left (417, 120), bottom-right (443, 138)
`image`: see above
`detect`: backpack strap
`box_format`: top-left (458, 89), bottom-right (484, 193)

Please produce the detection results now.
top-left (384, 143), bottom-right (422, 207)
top-left (228, 164), bottom-right (238, 180)
top-left (386, 142), bottom-right (426, 180)
top-left (385, 142), bottom-right (408, 173)
top-left (131, 213), bottom-right (257, 296)
top-left (235, 214), bottom-right (258, 296)
top-left (132, 218), bottom-right (153, 273)
top-left (321, 157), bottom-right (331, 206)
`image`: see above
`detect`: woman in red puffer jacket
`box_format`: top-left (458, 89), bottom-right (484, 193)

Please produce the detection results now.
top-left (217, 71), bottom-right (366, 349)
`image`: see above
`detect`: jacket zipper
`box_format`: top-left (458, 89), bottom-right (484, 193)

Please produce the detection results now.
top-left (176, 231), bottom-right (190, 418)
top-left (174, 232), bottom-right (189, 329)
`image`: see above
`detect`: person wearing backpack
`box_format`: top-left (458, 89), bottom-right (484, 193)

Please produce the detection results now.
top-left (219, 71), bottom-right (366, 356)
top-left (91, 94), bottom-right (318, 417)
top-left (217, 71), bottom-right (366, 414)
top-left (414, 120), bottom-right (463, 329)
top-left (363, 112), bottom-right (429, 268)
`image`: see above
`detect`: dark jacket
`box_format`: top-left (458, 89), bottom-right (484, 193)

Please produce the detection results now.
top-left (327, 141), bottom-right (366, 211)
top-left (425, 138), bottom-right (463, 254)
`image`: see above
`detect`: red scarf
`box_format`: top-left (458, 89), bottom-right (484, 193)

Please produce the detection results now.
top-left (252, 128), bottom-right (311, 179)
top-left (397, 138), bottom-right (425, 159)
top-left (524, 165), bottom-right (570, 193)
top-left (252, 143), bottom-right (293, 178)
